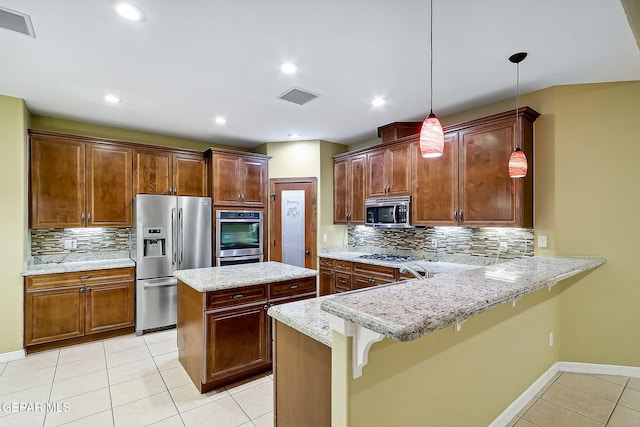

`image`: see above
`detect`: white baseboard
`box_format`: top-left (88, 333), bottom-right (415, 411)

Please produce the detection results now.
top-left (0, 349), bottom-right (26, 363)
top-left (489, 361), bottom-right (640, 427)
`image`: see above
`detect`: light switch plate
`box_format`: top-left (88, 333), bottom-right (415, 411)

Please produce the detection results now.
top-left (322, 234), bottom-right (328, 242)
top-left (538, 235), bottom-right (548, 248)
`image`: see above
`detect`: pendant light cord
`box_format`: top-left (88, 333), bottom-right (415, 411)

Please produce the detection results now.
top-left (430, 0), bottom-right (433, 113)
top-left (515, 61), bottom-right (520, 148)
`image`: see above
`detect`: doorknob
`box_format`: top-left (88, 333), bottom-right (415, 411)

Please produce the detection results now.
top-left (305, 250), bottom-right (311, 255)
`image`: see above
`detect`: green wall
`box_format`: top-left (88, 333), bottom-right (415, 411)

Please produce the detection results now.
top-left (335, 81), bottom-right (640, 425)
top-left (0, 95), bottom-right (30, 354)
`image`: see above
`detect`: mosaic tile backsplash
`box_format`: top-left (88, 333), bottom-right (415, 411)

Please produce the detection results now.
top-left (346, 226), bottom-right (534, 260)
top-left (30, 228), bottom-right (130, 255)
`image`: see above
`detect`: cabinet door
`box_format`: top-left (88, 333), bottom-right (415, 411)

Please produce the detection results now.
top-left (366, 149), bottom-right (387, 197)
top-left (319, 269), bottom-right (333, 296)
top-left (30, 137), bottom-right (85, 228)
top-left (412, 134), bottom-right (459, 226)
top-left (459, 120), bottom-right (517, 226)
top-left (333, 272), bottom-right (352, 293)
top-left (205, 303), bottom-right (268, 382)
top-left (349, 155), bottom-right (366, 223)
top-left (333, 159), bottom-right (349, 224)
top-left (86, 143), bottom-right (133, 227)
top-left (25, 286), bottom-right (85, 345)
top-left (241, 158), bottom-right (267, 206)
top-left (212, 154), bottom-right (242, 205)
top-left (133, 149), bottom-right (172, 195)
top-left (85, 280), bottom-right (134, 334)
top-left (173, 153), bottom-right (207, 197)
top-left (387, 142), bottom-right (412, 196)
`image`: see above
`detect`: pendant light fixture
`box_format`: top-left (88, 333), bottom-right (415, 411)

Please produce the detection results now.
top-left (508, 52), bottom-right (528, 178)
top-left (419, 0), bottom-right (444, 158)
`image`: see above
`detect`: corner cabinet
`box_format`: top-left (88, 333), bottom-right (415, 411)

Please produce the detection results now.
top-left (24, 268), bottom-right (135, 349)
top-left (412, 107), bottom-right (539, 227)
top-left (205, 149), bottom-right (270, 208)
top-left (133, 148), bottom-right (206, 196)
top-left (333, 154), bottom-right (366, 224)
top-left (29, 131), bottom-right (132, 228)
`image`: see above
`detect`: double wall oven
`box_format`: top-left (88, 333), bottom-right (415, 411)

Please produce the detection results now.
top-left (215, 210), bottom-right (263, 266)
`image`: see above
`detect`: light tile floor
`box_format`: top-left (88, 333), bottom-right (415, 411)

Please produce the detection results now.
top-left (507, 371), bottom-right (640, 427)
top-left (0, 329), bottom-right (274, 427)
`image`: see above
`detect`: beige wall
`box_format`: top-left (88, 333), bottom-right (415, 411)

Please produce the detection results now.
top-left (335, 81), bottom-right (640, 425)
top-left (30, 115), bottom-right (240, 152)
top-left (0, 95), bottom-right (30, 354)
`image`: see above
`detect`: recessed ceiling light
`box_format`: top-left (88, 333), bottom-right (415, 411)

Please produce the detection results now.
top-left (112, 2), bottom-right (146, 22)
top-left (280, 63), bottom-right (298, 74)
top-left (371, 97), bottom-right (386, 106)
top-left (104, 94), bottom-right (123, 104)
top-left (288, 133), bottom-right (301, 138)
top-left (215, 117), bottom-right (227, 124)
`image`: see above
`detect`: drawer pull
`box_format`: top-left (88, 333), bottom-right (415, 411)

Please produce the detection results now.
top-left (231, 294), bottom-right (245, 299)
top-left (79, 275), bottom-right (91, 280)
top-left (339, 279), bottom-right (346, 284)
top-left (289, 285), bottom-right (299, 290)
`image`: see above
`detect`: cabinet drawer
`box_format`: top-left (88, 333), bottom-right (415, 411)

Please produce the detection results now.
top-left (26, 267), bottom-right (135, 290)
top-left (269, 277), bottom-right (316, 300)
top-left (334, 273), bottom-right (352, 292)
top-left (334, 260), bottom-right (352, 272)
top-left (352, 263), bottom-right (396, 280)
top-left (206, 285), bottom-right (267, 311)
top-left (319, 258), bottom-right (334, 269)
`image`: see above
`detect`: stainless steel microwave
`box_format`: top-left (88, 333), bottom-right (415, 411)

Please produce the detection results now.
top-left (365, 196), bottom-right (412, 228)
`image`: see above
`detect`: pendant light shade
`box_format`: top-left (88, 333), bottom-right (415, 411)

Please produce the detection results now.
top-left (420, 111), bottom-right (445, 157)
top-left (508, 51), bottom-right (527, 178)
top-left (508, 147), bottom-right (527, 178)
top-left (420, 0), bottom-right (444, 158)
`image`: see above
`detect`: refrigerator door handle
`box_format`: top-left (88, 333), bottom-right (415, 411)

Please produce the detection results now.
top-left (171, 208), bottom-right (177, 265)
top-left (179, 208), bottom-right (184, 265)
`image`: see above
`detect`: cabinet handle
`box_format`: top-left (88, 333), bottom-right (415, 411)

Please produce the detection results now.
top-left (453, 210), bottom-right (458, 220)
top-left (238, 193), bottom-right (241, 201)
top-left (459, 210), bottom-right (464, 221)
top-left (264, 304), bottom-right (269, 310)
top-left (339, 279), bottom-right (346, 284)
top-left (174, 187), bottom-right (177, 195)
top-left (289, 285), bottom-right (299, 290)
top-left (87, 212), bottom-right (91, 223)
top-left (231, 294), bottom-right (245, 299)
top-left (79, 275), bottom-right (91, 280)
top-left (241, 193), bottom-right (245, 202)
top-left (79, 288), bottom-right (85, 293)
top-left (81, 212), bottom-right (85, 222)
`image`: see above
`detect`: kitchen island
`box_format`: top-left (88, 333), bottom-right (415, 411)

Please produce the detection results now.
top-left (174, 261), bottom-right (318, 393)
top-left (268, 256), bottom-right (605, 427)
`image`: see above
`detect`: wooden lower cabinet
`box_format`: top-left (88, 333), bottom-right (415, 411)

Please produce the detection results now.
top-left (319, 257), bottom-right (404, 294)
top-left (178, 276), bottom-right (316, 393)
top-left (274, 321), bottom-right (331, 427)
top-left (24, 268), bottom-right (135, 349)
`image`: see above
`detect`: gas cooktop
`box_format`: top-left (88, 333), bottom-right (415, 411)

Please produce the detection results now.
top-left (358, 254), bottom-right (416, 263)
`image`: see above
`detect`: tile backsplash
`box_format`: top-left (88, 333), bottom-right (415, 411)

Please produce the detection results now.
top-left (30, 228), bottom-right (130, 255)
top-left (347, 226), bottom-right (534, 260)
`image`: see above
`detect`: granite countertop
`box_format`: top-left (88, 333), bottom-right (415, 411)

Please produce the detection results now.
top-left (268, 296), bottom-right (333, 347)
top-left (321, 256), bottom-right (606, 342)
top-left (175, 261), bottom-right (319, 292)
top-left (22, 251), bottom-right (135, 276)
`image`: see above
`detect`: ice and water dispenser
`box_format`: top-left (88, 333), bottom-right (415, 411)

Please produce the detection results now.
top-left (142, 227), bottom-right (167, 257)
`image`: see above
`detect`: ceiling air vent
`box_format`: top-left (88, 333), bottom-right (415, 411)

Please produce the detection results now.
top-left (278, 87), bottom-right (319, 106)
top-left (0, 6), bottom-right (36, 38)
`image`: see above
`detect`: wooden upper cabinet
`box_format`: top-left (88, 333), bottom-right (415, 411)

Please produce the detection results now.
top-left (173, 153), bottom-right (207, 197)
top-left (86, 143), bottom-right (132, 227)
top-left (134, 149), bottom-right (206, 196)
top-left (333, 154), bottom-right (366, 224)
top-left (412, 133), bottom-right (459, 226)
top-left (30, 137), bottom-right (86, 228)
top-left (366, 142), bottom-right (411, 198)
top-left (133, 149), bottom-right (172, 195)
top-left (30, 132), bottom-right (132, 228)
top-left (206, 150), bottom-right (269, 207)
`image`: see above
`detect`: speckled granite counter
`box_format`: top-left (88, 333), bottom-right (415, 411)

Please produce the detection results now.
top-left (321, 256), bottom-right (606, 342)
top-left (22, 251), bottom-right (135, 276)
top-left (175, 261), bottom-right (318, 292)
top-left (268, 296), bottom-right (333, 347)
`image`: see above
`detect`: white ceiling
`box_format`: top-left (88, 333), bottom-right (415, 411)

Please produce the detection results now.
top-left (1, 0), bottom-right (639, 148)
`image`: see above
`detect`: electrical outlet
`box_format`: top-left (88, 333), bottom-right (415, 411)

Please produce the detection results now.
top-left (322, 234), bottom-right (328, 243)
top-left (499, 241), bottom-right (508, 252)
top-left (431, 238), bottom-right (438, 249)
top-left (549, 332), bottom-right (554, 347)
top-left (63, 239), bottom-right (77, 250)
top-left (538, 235), bottom-right (548, 248)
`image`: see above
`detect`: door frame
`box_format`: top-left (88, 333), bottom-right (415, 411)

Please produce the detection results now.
top-left (269, 177), bottom-right (318, 270)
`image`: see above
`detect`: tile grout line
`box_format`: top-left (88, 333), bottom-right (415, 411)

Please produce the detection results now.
top-left (605, 377), bottom-right (633, 426)
top-left (102, 339), bottom-right (117, 427)
top-left (147, 334), bottom-right (186, 427)
top-left (43, 349), bottom-right (61, 427)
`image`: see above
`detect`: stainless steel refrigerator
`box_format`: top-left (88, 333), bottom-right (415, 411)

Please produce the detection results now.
top-left (131, 194), bottom-right (212, 335)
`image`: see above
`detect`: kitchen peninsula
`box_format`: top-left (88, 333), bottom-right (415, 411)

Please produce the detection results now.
top-left (174, 261), bottom-right (318, 393)
top-left (268, 256), bottom-right (606, 427)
